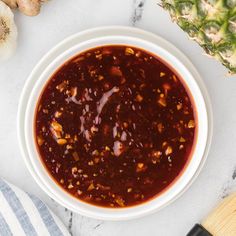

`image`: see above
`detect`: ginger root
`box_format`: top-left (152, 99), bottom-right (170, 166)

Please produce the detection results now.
top-left (1, 0), bottom-right (47, 16)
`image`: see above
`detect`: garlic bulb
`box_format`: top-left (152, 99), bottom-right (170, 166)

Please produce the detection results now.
top-left (0, 1), bottom-right (17, 60)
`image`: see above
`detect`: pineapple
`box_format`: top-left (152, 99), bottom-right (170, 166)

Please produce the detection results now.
top-left (162, 0), bottom-right (236, 73)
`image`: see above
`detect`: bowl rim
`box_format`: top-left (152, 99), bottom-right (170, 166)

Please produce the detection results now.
top-left (17, 26), bottom-right (213, 221)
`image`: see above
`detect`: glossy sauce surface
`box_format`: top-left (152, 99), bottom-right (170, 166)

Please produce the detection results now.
top-left (35, 45), bottom-right (196, 207)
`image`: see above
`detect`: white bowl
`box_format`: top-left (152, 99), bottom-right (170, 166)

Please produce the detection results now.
top-left (18, 26), bottom-right (213, 220)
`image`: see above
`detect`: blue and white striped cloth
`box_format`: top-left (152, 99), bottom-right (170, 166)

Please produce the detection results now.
top-left (0, 178), bottom-right (70, 236)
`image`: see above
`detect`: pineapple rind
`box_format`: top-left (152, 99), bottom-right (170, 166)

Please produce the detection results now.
top-left (162, 0), bottom-right (236, 73)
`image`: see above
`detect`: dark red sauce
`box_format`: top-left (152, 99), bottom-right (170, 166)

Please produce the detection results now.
top-left (35, 45), bottom-right (196, 208)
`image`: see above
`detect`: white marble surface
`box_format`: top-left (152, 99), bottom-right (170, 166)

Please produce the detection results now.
top-left (0, 0), bottom-right (236, 235)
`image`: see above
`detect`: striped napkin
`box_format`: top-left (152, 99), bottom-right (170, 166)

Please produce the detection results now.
top-left (0, 178), bottom-right (70, 236)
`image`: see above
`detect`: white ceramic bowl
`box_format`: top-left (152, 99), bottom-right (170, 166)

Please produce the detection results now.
top-left (18, 26), bottom-right (212, 220)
